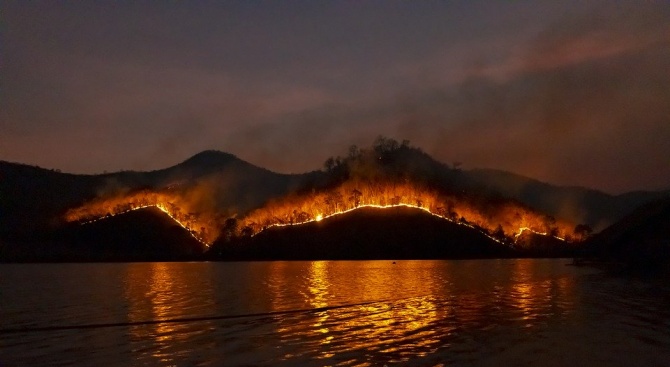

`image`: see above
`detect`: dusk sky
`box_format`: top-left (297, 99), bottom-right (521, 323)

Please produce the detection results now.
top-left (2, 1), bottom-right (669, 194)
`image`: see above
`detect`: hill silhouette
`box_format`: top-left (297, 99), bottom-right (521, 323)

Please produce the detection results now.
top-left (209, 206), bottom-right (515, 260)
top-left (0, 207), bottom-right (205, 262)
top-left (1, 137), bottom-right (668, 261)
top-left (0, 151), bottom-right (312, 239)
top-left (463, 169), bottom-right (670, 231)
top-left (584, 197), bottom-right (670, 274)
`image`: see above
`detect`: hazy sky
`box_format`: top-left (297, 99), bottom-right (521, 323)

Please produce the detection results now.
top-left (2, 1), bottom-right (669, 194)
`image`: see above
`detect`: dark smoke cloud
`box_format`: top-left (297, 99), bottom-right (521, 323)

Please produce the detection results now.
top-left (1, 1), bottom-right (668, 194)
top-left (223, 3), bottom-right (670, 193)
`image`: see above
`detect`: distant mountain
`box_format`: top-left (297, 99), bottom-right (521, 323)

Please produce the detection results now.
top-left (462, 169), bottom-right (670, 231)
top-left (1, 138), bottom-right (668, 262)
top-left (0, 151), bottom-right (314, 237)
top-left (584, 197), bottom-right (670, 274)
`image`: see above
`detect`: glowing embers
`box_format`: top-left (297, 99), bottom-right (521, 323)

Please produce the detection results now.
top-left (515, 227), bottom-right (567, 242)
top-left (65, 192), bottom-right (214, 246)
top-left (239, 181), bottom-right (575, 245)
top-left (250, 203), bottom-right (509, 246)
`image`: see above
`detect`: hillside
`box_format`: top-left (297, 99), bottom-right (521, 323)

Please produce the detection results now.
top-left (0, 207), bottom-right (205, 262)
top-left (464, 169), bottom-right (670, 231)
top-left (584, 197), bottom-right (670, 274)
top-left (0, 151), bottom-right (311, 237)
top-left (209, 206), bottom-right (516, 260)
top-left (2, 138), bottom-right (668, 261)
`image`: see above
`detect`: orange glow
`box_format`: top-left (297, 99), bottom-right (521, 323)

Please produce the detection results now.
top-left (123, 263), bottom-right (215, 364)
top-left (63, 190), bottom-right (216, 246)
top-left (64, 178), bottom-right (581, 247)
top-left (239, 180), bottom-right (576, 245)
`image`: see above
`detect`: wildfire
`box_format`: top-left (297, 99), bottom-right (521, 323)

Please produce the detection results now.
top-left (237, 180), bottom-right (579, 245)
top-left (64, 179), bottom-right (582, 248)
top-left (64, 190), bottom-right (217, 246)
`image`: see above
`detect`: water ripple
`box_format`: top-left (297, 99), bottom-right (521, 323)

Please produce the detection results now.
top-left (1, 260), bottom-right (669, 366)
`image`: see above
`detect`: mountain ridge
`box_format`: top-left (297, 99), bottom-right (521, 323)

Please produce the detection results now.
top-left (2, 139), bottom-right (668, 262)
top-left (2, 147), bottom-right (667, 235)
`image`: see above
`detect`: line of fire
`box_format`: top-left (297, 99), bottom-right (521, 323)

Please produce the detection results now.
top-left (63, 139), bottom-right (592, 250)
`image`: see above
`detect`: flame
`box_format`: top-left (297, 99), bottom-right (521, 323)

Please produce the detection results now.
top-left (64, 179), bottom-right (581, 248)
top-left (64, 190), bottom-right (215, 246)
top-left (238, 180), bottom-right (577, 245)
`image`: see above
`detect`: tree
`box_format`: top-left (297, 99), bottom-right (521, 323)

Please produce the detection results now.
top-left (493, 224), bottom-right (505, 239)
top-left (373, 135), bottom-right (399, 155)
top-left (325, 191), bottom-right (344, 211)
top-left (323, 157), bottom-right (336, 172)
top-left (573, 224), bottom-right (593, 240)
top-left (544, 215), bottom-right (556, 233)
top-left (223, 218), bottom-right (238, 242)
top-left (350, 189), bottom-right (362, 207)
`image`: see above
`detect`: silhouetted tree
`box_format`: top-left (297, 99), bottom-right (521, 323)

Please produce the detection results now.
top-left (223, 218), bottom-right (238, 242)
top-left (493, 224), bottom-right (505, 239)
top-left (573, 224), bottom-right (593, 239)
top-left (373, 136), bottom-right (400, 157)
top-left (544, 215), bottom-right (556, 233)
top-left (323, 157), bottom-right (336, 172)
top-left (350, 189), bottom-right (362, 207)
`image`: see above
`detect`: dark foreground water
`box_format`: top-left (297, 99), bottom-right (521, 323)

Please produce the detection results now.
top-left (1, 259), bottom-right (669, 366)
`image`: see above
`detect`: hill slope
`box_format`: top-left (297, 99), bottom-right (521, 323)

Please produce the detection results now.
top-left (211, 206), bottom-right (517, 260)
top-left (585, 198), bottom-right (670, 273)
top-left (2, 139), bottom-right (668, 261)
top-left (463, 169), bottom-right (670, 231)
top-left (0, 151), bottom-right (312, 236)
top-left (0, 207), bottom-right (205, 262)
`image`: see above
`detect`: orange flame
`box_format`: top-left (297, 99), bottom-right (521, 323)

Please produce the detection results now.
top-left (64, 180), bottom-right (582, 247)
top-left (64, 190), bottom-right (217, 246)
top-left (238, 180), bottom-right (577, 244)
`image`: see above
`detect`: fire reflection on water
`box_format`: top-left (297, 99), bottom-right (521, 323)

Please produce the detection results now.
top-left (266, 261), bottom-right (451, 363)
top-left (2, 261), bottom-right (665, 367)
top-left (264, 260), bottom-right (577, 365)
top-left (123, 262), bottom-right (214, 365)
top-left (111, 260), bottom-right (579, 366)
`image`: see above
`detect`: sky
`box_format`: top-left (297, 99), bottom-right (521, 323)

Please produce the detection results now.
top-left (2, 1), bottom-right (669, 194)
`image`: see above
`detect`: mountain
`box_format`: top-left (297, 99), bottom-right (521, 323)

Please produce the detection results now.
top-left (1, 138), bottom-right (667, 261)
top-left (0, 151), bottom-right (314, 238)
top-left (462, 169), bottom-right (670, 231)
top-left (584, 197), bottom-right (670, 274)
top-left (0, 207), bottom-right (204, 262)
top-left (209, 206), bottom-right (517, 260)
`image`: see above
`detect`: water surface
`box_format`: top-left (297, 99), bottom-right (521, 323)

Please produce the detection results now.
top-left (1, 260), bottom-right (669, 366)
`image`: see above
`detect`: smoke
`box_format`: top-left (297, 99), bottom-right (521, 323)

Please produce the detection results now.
top-left (223, 2), bottom-right (670, 194)
top-left (3, 1), bottom-right (669, 195)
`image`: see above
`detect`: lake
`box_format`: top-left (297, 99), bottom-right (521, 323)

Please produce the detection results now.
top-left (1, 259), bottom-right (669, 366)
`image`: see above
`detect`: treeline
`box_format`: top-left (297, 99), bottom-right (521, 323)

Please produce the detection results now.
top-left (213, 137), bottom-right (591, 248)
